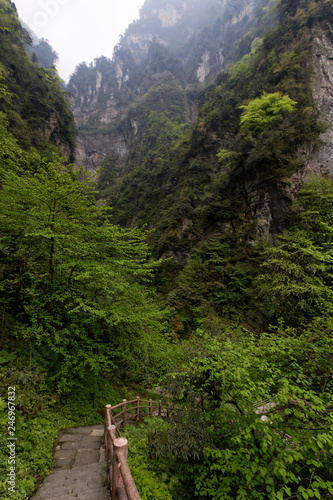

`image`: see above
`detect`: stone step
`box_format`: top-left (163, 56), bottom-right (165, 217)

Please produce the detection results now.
top-left (31, 425), bottom-right (109, 500)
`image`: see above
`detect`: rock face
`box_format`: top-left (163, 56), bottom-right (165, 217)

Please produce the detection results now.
top-left (68, 1), bottom-right (333, 246)
top-left (153, 3), bottom-right (183, 27)
top-left (74, 129), bottom-right (129, 174)
top-left (308, 21), bottom-right (333, 177)
top-left (68, 0), bottom-right (270, 173)
top-left (244, 20), bottom-right (333, 241)
top-left (196, 52), bottom-right (211, 83)
top-left (124, 0), bottom-right (269, 75)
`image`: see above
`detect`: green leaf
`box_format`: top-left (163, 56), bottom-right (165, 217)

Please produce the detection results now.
top-left (0, 351), bottom-right (16, 363)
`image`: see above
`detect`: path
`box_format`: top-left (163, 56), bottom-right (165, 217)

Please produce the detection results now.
top-left (31, 425), bottom-right (109, 500)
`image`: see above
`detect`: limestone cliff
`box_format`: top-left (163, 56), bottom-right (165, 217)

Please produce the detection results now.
top-left (308, 21), bottom-right (333, 176)
top-left (68, 0), bottom-right (271, 172)
top-left (244, 19), bottom-right (333, 241)
top-left (68, 0), bottom-right (333, 254)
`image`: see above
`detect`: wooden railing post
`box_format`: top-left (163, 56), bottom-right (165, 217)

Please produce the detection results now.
top-left (106, 397), bottom-right (177, 499)
top-left (105, 405), bottom-right (112, 489)
top-left (122, 399), bottom-right (127, 427)
top-left (105, 404), bottom-right (111, 443)
top-left (115, 437), bottom-right (140, 500)
top-left (112, 437), bottom-right (123, 500)
top-left (113, 437), bottom-right (128, 500)
top-left (107, 424), bottom-right (116, 492)
top-left (136, 396), bottom-right (140, 424)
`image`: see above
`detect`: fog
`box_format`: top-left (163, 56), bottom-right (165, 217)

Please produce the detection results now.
top-left (13, 0), bottom-right (145, 81)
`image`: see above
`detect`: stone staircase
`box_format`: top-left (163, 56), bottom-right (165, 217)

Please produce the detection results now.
top-left (30, 425), bottom-right (109, 500)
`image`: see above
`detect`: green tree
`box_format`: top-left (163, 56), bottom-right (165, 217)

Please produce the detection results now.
top-left (0, 147), bottom-right (166, 389)
top-left (238, 92), bottom-right (297, 137)
top-left (157, 327), bottom-right (333, 499)
top-left (255, 177), bottom-right (333, 326)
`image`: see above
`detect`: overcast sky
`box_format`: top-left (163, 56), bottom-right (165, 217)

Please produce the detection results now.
top-left (13, 0), bottom-right (145, 82)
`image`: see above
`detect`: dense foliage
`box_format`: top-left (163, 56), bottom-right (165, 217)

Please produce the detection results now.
top-left (1, 0), bottom-right (333, 499)
top-left (0, 85), bottom-right (176, 498)
top-left (255, 177), bottom-right (333, 326)
top-left (0, 0), bottom-right (75, 157)
top-left (148, 324), bottom-right (333, 499)
top-left (120, 174), bottom-right (333, 498)
top-left (95, 0), bottom-right (332, 337)
top-left (0, 117), bottom-right (173, 391)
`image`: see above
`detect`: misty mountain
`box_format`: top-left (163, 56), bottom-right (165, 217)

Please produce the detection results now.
top-left (0, 1), bottom-right (75, 156)
top-left (68, 0), bottom-right (332, 244)
top-left (68, 0), bottom-right (272, 172)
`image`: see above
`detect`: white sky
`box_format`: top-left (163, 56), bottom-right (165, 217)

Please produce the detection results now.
top-left (13, 0), bottom-right (145, 82)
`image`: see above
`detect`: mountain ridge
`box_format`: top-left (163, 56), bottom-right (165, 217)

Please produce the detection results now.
top-left (67, 0), bottom-right (272, 173)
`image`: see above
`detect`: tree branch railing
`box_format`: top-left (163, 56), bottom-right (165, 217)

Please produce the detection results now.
top-left (104, 397), bottom-right (177, 500)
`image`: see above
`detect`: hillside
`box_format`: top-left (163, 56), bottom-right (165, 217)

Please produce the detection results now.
top-left (0, 0), bottom-right (75, 158)
top-left (67, 0), bottom-right (333, 333)
top-left (68, 0), bottom-right (333, 237)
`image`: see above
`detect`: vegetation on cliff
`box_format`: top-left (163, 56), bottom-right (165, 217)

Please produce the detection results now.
top-left (92, 0), bottom-right (330, 339)
top-left (0, 0), bottom-right (75, 158)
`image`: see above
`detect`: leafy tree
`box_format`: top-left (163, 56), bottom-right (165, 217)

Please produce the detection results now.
top-left (255, 177), bottom-right (333, 326)
top-left (238, 92), bottom-right (297, 137)
top-left (155, 328), bottom-right (333, 499)
top-left (0, 139), bottom-right (166, 389)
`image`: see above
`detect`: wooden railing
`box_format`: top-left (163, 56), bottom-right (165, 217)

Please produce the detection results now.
top-left (104, 397), bottom-right (177, 500)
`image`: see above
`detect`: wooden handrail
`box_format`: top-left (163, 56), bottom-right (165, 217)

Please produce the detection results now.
top-left (109, 398), bottom-right (170, 411)
top-left (105, 397), bottom-right (177, 499)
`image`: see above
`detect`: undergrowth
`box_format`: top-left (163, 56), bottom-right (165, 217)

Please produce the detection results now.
top-left (123, 418), bottom-right (176, 500)
top-left (0, 354), bottom-right (122, 500)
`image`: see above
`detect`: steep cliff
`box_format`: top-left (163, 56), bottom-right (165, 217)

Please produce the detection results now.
top-left (68, 0), bottom-right (272, 172)
top-left (123, 0), bottom-right (271, 80)
top-left (68, 0), bottom-right (333, 259)
top-left (244, 17), bottom-right (333, 241)
top-left (308, 20), bottom-right (333, 176)
top-left (0, 1), bottom-right (75, 159)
